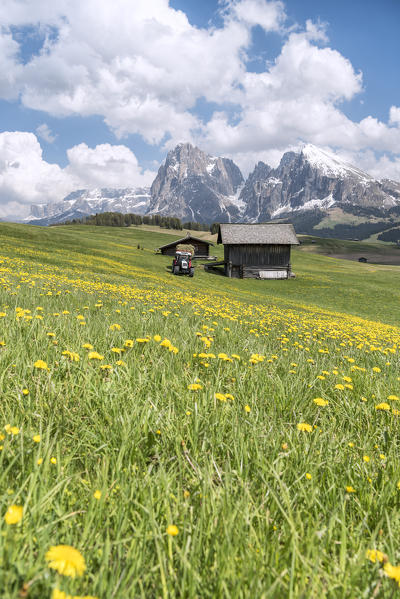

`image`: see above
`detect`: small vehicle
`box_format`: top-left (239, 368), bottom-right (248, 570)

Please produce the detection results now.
top-left (172, 251), bottom-right (194, 277)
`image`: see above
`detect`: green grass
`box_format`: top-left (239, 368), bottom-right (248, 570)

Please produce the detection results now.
top-left (0, 222), bottom-right (400, 598)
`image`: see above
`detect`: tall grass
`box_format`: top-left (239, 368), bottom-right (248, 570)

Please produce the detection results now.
top-left (0, 223), bottom-right (399, 597)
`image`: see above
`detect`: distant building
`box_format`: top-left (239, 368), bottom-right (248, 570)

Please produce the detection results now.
top-left (157, 233), bottom-right (213, 257)
top-left (217, 223), bottom-right (299, 279)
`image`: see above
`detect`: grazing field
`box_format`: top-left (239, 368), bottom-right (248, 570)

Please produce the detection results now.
top-left (1, 222), bottom-right (400, 598)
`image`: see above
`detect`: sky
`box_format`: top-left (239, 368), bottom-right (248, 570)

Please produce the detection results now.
top-left (0, 0), bottom-right (399, 219)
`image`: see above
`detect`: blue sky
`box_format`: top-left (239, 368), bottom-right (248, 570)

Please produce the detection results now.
top-left (0, 0), bottom-right (399, 218)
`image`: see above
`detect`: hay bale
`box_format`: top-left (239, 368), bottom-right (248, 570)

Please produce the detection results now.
top-left (176, 243), bottom-right (195, 255)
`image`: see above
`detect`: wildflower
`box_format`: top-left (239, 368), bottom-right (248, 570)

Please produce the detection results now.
top-left (4, 505), bottom-right (23, 525)
top-left (109, 324), bottom-right (121, 331)
top-left (306, 473), bottom-right (312, 480)
top-left (82, 343), bottom-right (94, 350)
top-left (93, 490), bottom-right (102, 500)
top-left (32, 434), bottom-right (41, 443)
top-left (51, 457), bottom-right (57, 464)
top-left (384, 562), bottom-right (400, 585)
top-left (346, 486), bottom-right (356, 493)
top-left (282, 443), bottom-right (288, 450)
top-left (22, 388), bottom-right (29, 395)
top-left (136, 338), bottom-right (149, 343)
top-left (116, 360), bottom-right (126, 366)
top-left (37, 458), bottom-right (43, 465)
top-left (45, 545), bottom-right (86, 578)
top-left (124, 339), bottom-right (134, 348)
top-left (297, 423), bottom-right (312, 432)
top-left (188, 383), bottom-right (203, 391)
top-left (335, 384), bottom-right (345, 390)
top-left (166, 525), bottom-right (179, 536)
top-left (244, 405), bottom-right (251, 413)
top-left (183, 490), bottom-right (190, 498)
top-left (215, 393), bottom-right (227, 402)
top-left (10, 426), bottom-right (19, 435)
top-left (88, 351), bottom-right (104, 360)
top-left (366, 549), bottom-right (387, 563)
top-left (313, 397), bottom-right (329, 406)
top-left (388, 395), bottom-right (400, 401)
top-left (376, 403), bottom-right (390, 411)
top-left (348, 442), bottom-right (354, 448)
top-left (52, 589), bottom-right (99, 599)
top-left (34, 360), bottom-right (48, 370)
top-left (363, 455), bottom-right (370, 463)
top-left (372, 367), bottom-right (381, 373)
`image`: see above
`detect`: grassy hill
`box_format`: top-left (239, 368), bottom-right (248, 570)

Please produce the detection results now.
top-left (0, 222), bottom-right (400, 598)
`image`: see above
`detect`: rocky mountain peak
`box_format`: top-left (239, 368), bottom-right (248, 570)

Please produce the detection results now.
top-left (149, 143), bottom-right (244, 223)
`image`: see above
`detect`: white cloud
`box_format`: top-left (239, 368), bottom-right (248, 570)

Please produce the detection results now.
top-left (223, 0), bottom-right (286, 32)
top-left (0, 132), bottom-right (156, 218)
top-left (36, 123), bottom-right (57, 143)
top-left (0, 0), bottom-right (398, 185)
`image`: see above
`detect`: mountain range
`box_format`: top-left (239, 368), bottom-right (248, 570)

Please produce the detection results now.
top-left (28, 143), bottom-right (400, 241)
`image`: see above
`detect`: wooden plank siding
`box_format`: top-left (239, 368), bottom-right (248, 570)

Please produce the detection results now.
top-left (224, 244), bottom-right (291, 278)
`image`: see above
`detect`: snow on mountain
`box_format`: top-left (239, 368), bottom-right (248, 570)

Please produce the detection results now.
top-left (28, 187), bottom-right (151, 225)
top-left (148, 143), bottom-right (244, 223)
top-left (241, 144), bottom-right (400, 222)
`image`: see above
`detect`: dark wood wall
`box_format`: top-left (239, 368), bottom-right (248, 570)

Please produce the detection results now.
top-left (161, 240), bottom-right (210, 256)
top-left (225, 244), bottom-right (290, 266)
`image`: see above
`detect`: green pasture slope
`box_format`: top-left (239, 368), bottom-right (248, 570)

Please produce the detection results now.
top-left (0, 221), bottom-right (400, 598)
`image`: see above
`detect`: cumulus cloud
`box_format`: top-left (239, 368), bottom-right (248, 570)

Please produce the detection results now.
top-left (36, 123), bottom-right (57, 143)
top-left (0, 0), bottom-right (398, 189)
top-left (0, 132), bottom-right (156, 218)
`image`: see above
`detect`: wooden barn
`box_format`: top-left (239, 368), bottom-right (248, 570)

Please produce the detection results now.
top-left (157, 233), bottom-right (213, 257)
top-left (217, 223), bottom-right (299, 279)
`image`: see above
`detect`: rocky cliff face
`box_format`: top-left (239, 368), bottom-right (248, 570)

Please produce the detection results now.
top-left (148, 143), bottom-right (244, 223)
top-left (241, 145), bottom-right (400, 221)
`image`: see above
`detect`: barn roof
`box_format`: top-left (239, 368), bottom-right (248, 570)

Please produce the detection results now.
top-left (158, 234), bottom-right (214, 251)
top-left (217, 223), bottom-right (299, 245)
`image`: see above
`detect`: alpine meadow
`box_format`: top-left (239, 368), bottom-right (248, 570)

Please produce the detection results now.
top-left (1, 222), bottom-right (400, 598)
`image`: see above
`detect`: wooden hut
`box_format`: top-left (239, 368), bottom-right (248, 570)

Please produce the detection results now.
top-left (158, 233), bottom-right (213, 257)
top-left (217, 223), bottom-right (299, 279)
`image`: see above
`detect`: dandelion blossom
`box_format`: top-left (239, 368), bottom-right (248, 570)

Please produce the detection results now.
top-left (366, 549), bottom-right (387, 563)
top-left (45, 545), bottom-right (86, 578)
top-left (32, 434), bottom-right (41, 443)
top-left (384, 562), bottom-right (400, 584)
top-left (93, 490), bottom-right (102, 500)
top-left (313, 397), bottom-right (329, 406)
top-left (4, 505), bottom-right (23, 524)
top-left (166, 525), bottom-right (179, 536)
top-left (244, 405), bottom-right (251, 413)
top-left (346, 486), bottom-right (356, 493)
top-left (188, 383), bottom-right (203, 391)
top-left (297, 423), bottom-right (312, 432)
top-left (376, 403), bottom-right (390, 411)
top-left (34, 360), bottom-right (48, 370)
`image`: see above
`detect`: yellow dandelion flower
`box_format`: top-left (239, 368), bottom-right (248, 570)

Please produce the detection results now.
top-left (244, 405), bottom-right (251, 413)
top-left (45, 545), bottom-right (86, 578)
top-left (188, 383), bottom-right (203, 391)
top-left (166, 525), bottom-right (179, 536)
top-left (88, 351), bottom-right (104, 360)
top-left (363, 455), bottom-right (370, 462)
top-left (372, 367), bottom-right (381, 373)
top-left (384, 562), bottom-right (400, 584)
top-left (153, 335), bottom-right (162, 342)
top-left (22, 388), bottom-right (29, 395)
top-left (50, 457), bottom-right (57, 464)
top-left (346, 486), bottom-right (356, 493)
top-left (215, 393), bottom-right (227, 402)
top-left (34, 360), bottom-right (48, 370)
top-left (335, 384), bottom-right (345, 390)
top-left (10, 426), bottom-right (20, 435)
top-left (297, 422), bottom-right (312, 432)
top-left (388, 395), bottom-right (400, 401)
top-left (4, 505), bottom-right (23, 525)
top-left (32, 434), bottom-right (41, 443)
top-left (376, 403), bottom-right (390, 411)
top-left (37, 458), bottom-right (43, 465)
top-left (306, 473), bottom-right (312, 480)
top-left (313, 397), bottom-right (329, 406)
top-left (93, 490), bottom-right (102, 500)
top-left (366, 549), bottom-right (387, 563)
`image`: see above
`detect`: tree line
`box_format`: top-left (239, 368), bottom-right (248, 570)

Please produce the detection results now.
top-left (59, 211), bottom-right (220, 233)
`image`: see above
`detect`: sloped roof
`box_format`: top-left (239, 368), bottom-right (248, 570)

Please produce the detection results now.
top-left (217, 223), bottom-right (299, 245)
top-left (158, 234), bottom-right (214, 250)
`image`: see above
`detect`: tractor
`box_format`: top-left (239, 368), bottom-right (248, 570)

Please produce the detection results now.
top-left (172, 251), bottom-right (194, 277)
